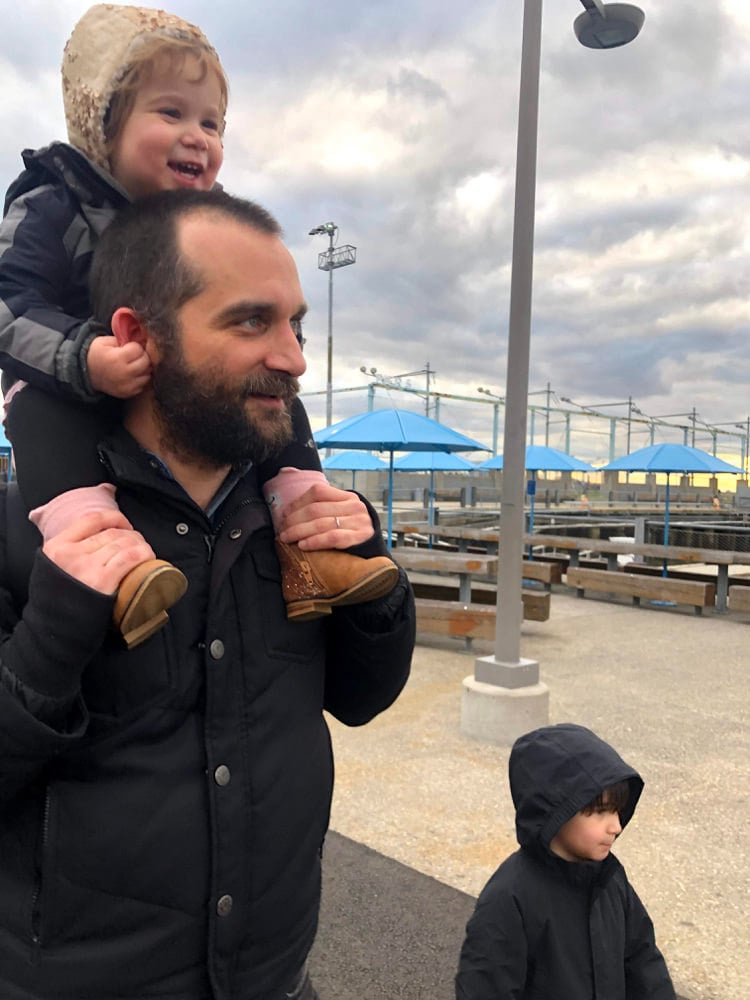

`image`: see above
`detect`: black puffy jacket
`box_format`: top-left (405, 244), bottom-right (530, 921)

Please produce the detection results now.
top-left (0, 142), bottom-right (128, 400)
top-left (0, 430), bottom-right (415, 999)
top-left (456, 724), bottom-right (675, 1000)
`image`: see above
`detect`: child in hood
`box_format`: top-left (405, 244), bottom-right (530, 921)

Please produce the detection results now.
top-left (456, 723), bottom-right (676, 999)
top-left (0, 4), bottom-right (398, 648)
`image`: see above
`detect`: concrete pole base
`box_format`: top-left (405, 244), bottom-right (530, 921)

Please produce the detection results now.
top-left (460, 674), bottom-right (549, 746)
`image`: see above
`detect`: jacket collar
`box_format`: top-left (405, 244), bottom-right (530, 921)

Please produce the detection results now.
top-left (5, 142), bottom-right (130, 215)
top-left (98, 426), bottom-right (264, 527)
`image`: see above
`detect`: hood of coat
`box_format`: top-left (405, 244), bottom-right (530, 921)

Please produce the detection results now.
top-left (61, 3), bottom-right (222, 170)
top-left (4, 143), bottom-right (130, 217)
top-left (509, 723), bottom-right (643, 857)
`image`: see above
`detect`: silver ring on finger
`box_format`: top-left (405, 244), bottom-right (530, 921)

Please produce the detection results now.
top-left (334, 516), bottom-right (341, 529)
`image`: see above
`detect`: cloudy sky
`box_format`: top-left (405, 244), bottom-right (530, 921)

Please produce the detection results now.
top-left (2, 0), bottom-right (750, 464)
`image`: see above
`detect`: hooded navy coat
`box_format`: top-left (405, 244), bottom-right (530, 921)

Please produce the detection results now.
top-left (456, 724), bottom-right (675, 1000)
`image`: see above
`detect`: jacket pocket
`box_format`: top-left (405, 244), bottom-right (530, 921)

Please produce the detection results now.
top-left (249, 546), bottom-right (325, 662)
top-left (79, 625), bottom-right (184, 720)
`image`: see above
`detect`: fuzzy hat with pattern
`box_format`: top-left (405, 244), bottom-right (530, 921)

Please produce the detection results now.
top-left (62, 4), bottom-right (224, 170)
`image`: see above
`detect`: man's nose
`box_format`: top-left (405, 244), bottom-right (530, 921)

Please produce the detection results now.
top-left (265, 324), bottom-right (307, 377)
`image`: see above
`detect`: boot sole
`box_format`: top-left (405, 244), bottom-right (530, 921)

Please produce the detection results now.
top-left (286, 562), bottom-right (399, 621)
top-left (115, 563), bottom-right (189, 649)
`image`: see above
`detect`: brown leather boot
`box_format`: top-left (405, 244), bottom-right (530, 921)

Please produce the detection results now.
top-left (113, 559), bottom-right (188, 649)
top-left (275, 540), bottom-right (399, 621)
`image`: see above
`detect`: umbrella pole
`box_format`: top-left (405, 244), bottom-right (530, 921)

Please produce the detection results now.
top-left (387, 453), bottom-right (394, 550)
top-left (428, 468), bottom-right (435, 550)
top-left (662, 475), bottom-right (670, 577)
top-left (527, 474), bottom-right (536, 560)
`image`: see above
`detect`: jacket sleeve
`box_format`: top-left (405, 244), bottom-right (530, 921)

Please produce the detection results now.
top-left (0, 498), bottom-right (113, 802)
top-left (0, 181), bottom-right (102, 400)
top-left (455, 880), bottom-right (528, 1000)
top-left (322, 564), bottom-right (415, 725)
top-left (321, 494), bottom-right (414, 725)
top-left (623, 882), bottom-right (676, 999)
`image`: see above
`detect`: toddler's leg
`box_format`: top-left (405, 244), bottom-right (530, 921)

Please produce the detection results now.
top-left (5, 384), bottom-right (121, 507)
top-left (259, 402), bottom-right (398, 621)
top-left (5, 387), bottom-right (186, 648)
top-left (29, 483), bottom-right (120, 536)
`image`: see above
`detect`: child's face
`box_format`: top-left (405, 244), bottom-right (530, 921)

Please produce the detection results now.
top-left (549, 798), bottom-right (622, 863)
top-left (109, 57), bottom-right (224, 200)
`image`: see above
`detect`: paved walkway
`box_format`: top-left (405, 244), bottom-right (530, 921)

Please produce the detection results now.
top-left (313, 590), bottom-right (749, 1000)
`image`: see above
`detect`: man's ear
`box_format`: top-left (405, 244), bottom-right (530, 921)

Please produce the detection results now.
top-left (110, 307), bottom-right (161, 362)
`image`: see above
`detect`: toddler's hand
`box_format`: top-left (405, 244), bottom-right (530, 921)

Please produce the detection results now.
top-left (87, 336), bottom-right (152, 398)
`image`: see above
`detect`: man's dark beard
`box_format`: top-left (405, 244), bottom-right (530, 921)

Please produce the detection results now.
top-left (151, 344), bottom-right (299, 468)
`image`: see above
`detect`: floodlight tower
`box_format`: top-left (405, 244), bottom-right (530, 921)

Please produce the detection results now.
top-left (309, 222), bottom-right (357, 429)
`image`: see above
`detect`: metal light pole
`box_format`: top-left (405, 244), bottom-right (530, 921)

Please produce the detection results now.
top-left (561, 395), bottom-right (641, 464)
top-left (737, 419), bottom-right (750, 476)
top-left (471, 0), bottom-right (546, 688)
top-left (463, 0), bottom-right (645, 737)
top-left (309, 223), bottom-right (357, 430)
top-left (649, 409), bottom-right (699, 448)
top-left (362, 364), bottom-right (436, 417)
top-left (478, 387), bottom-right (504, 455)
top-left (527, 383), bottom-right (554, 445)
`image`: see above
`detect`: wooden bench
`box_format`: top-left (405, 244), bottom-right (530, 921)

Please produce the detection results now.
top-left (728, 585), bottom-right (750, 612)
top-left (393, 549), bottom-right (497, 604)
top-left (522, 560), bottom-right (562, 590)
top-left (566, 567), bottom-right (715, 616)
top-left (395, 523), bottom-right (750, 612)
top-left (410, 582), bottom-right (550, 617)
top-left (535, 534), bottom-right (750, 612)
top-left (414, 592), bottom-right (550, 649)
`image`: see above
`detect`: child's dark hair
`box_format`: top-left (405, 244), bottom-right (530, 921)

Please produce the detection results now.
top-left (582, 779), bottom-right (630, 816)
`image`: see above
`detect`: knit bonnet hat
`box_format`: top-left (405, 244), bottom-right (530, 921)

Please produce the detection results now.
top-left (62, 4), bottom-right (224, 169)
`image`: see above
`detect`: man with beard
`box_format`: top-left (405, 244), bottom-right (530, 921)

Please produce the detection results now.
top-left (0, 189), bottom-right (415, 1000)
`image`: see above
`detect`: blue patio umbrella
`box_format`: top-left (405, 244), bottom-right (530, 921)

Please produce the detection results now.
top-left (602, 442), bottom-right (743, 575)
top-left (480, 444), bottom-right (594, 554)
top-left (394, 451), bottom-right (478, 539)
top-left (322, 450), bottom-right (387, 489)
top-left (314, 409), bottom-right (488, 546)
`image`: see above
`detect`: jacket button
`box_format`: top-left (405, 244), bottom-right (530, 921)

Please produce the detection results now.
top-left (209, 639), bottom-right (225, 660)
top-left (176, 523), bottom-right (189, 535)
top-left (229, 528), bottom-right (242, 540)
top-left (214, 765), bottom-right (231, 786)
top-left (217, 894), bottom-right (233, 917)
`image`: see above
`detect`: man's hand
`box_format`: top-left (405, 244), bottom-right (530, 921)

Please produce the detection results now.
top-left (277, 482), bottom-right (375, 550)
top-left (87, 336), bottom-right (152, 398)
top-left (43, 511), bottom-right (156, 595)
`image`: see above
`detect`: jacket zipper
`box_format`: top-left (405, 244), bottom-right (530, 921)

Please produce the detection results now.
top-left (31, 785), bottom-right (52, 945)
top-left (204, 497), bottom-right (266, 563)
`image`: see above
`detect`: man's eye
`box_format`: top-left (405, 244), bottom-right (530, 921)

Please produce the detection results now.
top-left (239, 316), bottom-right (263, 331)
top-left (292, 319), bottom-right (306, 348)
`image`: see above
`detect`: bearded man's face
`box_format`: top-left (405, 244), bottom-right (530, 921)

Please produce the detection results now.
top-left (151, 338), bottom-right (299, 468)
top-left (147, 216), bottom-right (308, 468)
